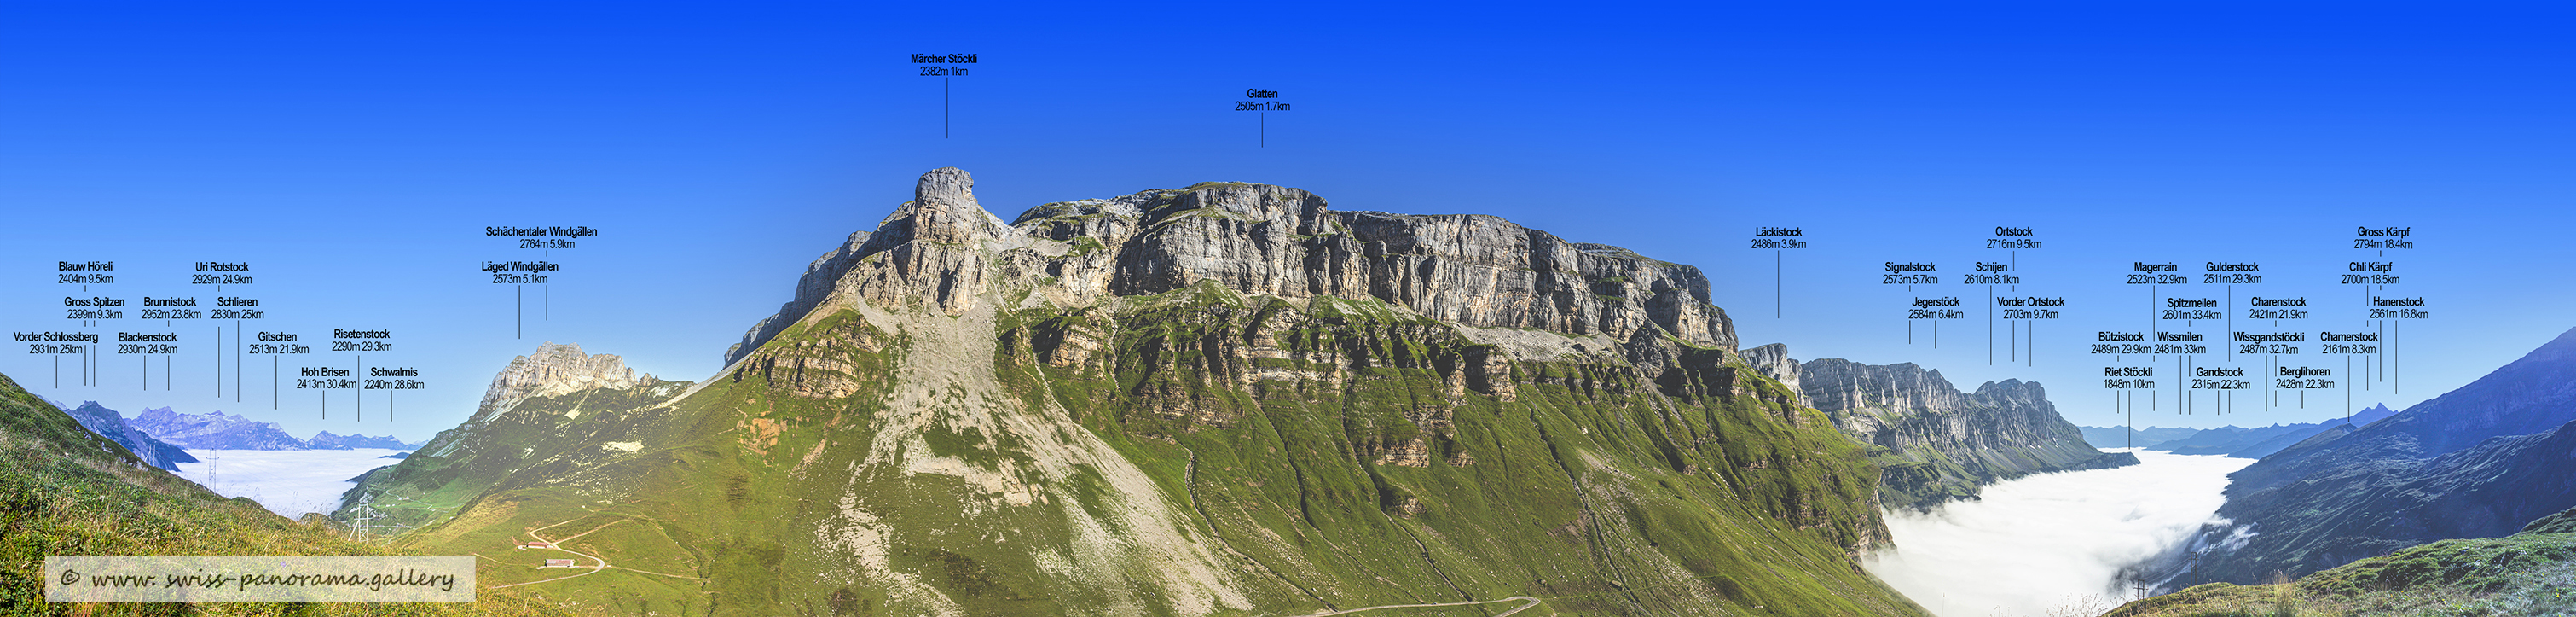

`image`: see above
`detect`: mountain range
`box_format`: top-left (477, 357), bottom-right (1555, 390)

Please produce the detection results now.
top-left (343, 168), bottom-right (1936, 616)
top-left (0, 372), bottom-right (566, 615)
top-left (308, 430), bottom-right (420, 450)
top-left (2076, 424), bottom-right (2203, 450)
top-left (120, 405), bottom-right (419, 451)
top-left (2078, 404), bottom-right (2399, 461)
top-left (48, 399), bottom-right (195, 470)
top-left (1760, 355), bottom-right (2133, 510)
top-left (128, 406), bottom-right (310, 450)
top-left (2151, 405), bottom-right (2395, 459)
top-left (2165, 326), bottom-right (2576, 587)
top-left (336, 341), bottom-right (668, 527)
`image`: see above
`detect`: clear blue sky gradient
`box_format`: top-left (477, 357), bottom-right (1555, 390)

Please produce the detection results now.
top-left (4, 3), bottom-right (2569, 440)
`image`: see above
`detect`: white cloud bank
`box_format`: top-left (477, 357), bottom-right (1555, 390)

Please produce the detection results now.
top-left (1864, 449), bottom-right (2251, 617)
top-left (171, 449), bottom-right (405, 518)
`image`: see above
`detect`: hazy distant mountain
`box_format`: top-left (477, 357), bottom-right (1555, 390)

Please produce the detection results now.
top-left (2145, 404), bottom-right (2397, 458)
top-left (2220, 405), bottom-right (2397, 459)
top-left (2075, 425), bottom-right (2202, 449)
top-left (128, 407), bottom-right (307, 450)
top-left (53, 400), bottom-right (195, 470)
top-left (2167, 326), bottom-right (2576, 587)
top-left (304, 430), bottom-right (419, 451)
top-left (2235, 328), bottom-right (2576, 495)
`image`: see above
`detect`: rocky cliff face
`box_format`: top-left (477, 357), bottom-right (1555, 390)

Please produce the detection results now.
top-left (128, 406), bottom-right (308, 451)
top-left (726, 230), bottom-right (872, 367)
top-left (380, 169), bottom-right (1922, 617)
top-left (470, 341), bottom-right (650, 426)
top-left (1740, 343), bottom-right (1803, 405)
top-left (730, 171), bottom-right (1737, 367)
top-left (1792, 358), bottom-right (2134, 510)
top-left (57, 401), bottom-right (196, 470)
top-left (342, 341), bottom-right (683, 526)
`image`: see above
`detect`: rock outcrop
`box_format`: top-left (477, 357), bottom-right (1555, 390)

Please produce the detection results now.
top-left (1740, 343), bottom-right (1803, 405)
top-left (1797, 358), bottom-right (2135, 510)
top-left (344, 341), bottom-right (682, 525)
top-left (470, 341), bottom-right (651, 425)
top-left (731, 169), bottom-right (1736, 367)
top-left (725, 230), bottom-right (871, 366)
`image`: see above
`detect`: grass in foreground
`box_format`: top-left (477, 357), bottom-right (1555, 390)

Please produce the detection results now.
top-left (2110, 530), bottom-right (2576, 617)
top-left (0, 372), bottom-right (571, 616)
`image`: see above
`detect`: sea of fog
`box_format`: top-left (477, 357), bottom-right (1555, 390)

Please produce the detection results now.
top-left (1864, 449), bottom-right (2251, 617)
top-left (171, 449), bottom-right (406, 518)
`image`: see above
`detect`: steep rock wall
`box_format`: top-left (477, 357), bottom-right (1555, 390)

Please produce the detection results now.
top-left (1796, 358), bottom-right (2134, 510)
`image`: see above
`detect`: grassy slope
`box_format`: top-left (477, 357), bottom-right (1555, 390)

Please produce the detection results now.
top-left (379, 282), bottom-right (1926, 616)
top-left (2112, 509), bottom-right (2576, 617)
top-left (0, 371), bottom-right (570, 616)
top-left (335, 381), bottom-right (693, 531)
top-left (1035, 291), bottom-right (1910, 616)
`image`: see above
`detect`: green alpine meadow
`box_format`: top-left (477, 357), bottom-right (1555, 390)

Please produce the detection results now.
top-left (339, 168), bottom-right (1935, 615)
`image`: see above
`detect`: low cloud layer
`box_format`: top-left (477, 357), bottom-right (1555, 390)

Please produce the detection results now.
top-left (1865, 450), bottom-right (2251, 617)
top-left (171, 449), bottom-right (404, 518)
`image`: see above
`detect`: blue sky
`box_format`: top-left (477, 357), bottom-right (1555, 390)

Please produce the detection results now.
top-left (3, 3), bottom-right (2569, 439)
